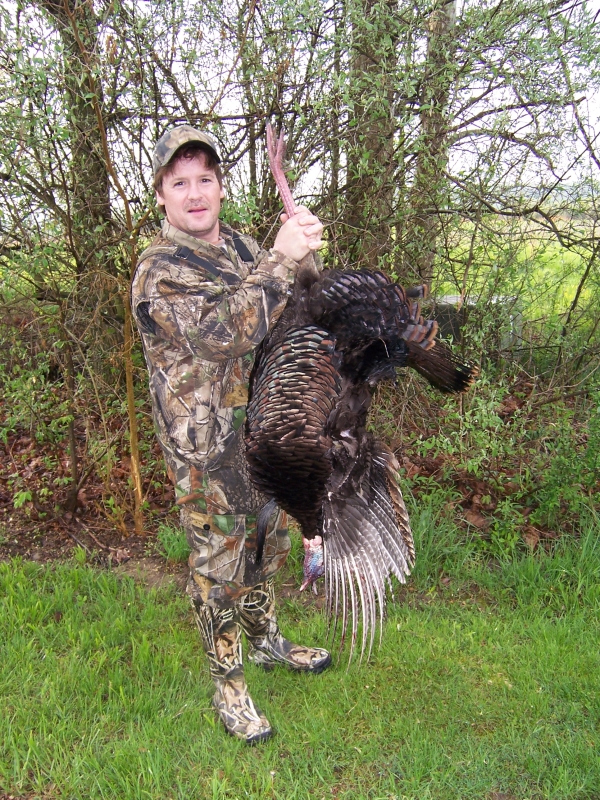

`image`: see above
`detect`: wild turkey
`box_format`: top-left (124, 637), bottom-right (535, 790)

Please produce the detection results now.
top-left (245, 126), bottom-right (477, 660)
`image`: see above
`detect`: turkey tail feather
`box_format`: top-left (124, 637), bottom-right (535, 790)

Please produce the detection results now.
top-left (407, 339), bottom-right (478, 393)
top-left (323, 442), bottom-right (414, 663)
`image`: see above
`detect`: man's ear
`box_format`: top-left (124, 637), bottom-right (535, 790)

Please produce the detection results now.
top-left (220, 186), bottom-right (226, 200)
top-left (156, 189), bottom-right (165, 206)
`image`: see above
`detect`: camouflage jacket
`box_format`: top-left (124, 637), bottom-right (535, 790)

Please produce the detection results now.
top-left (131, 218), bottom-right (299, 470)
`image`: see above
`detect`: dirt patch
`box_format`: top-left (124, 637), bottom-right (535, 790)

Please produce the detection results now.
top-left (278, 578), bottom-right (327, 610)
top-left (0, 794), bottom-right (56, 800)
top-left (112, 556), bottom-right (188, 592)
top-left (0, 418), bottom-right (175, 566)
top-left (1, 522), bottom-right (154, 567)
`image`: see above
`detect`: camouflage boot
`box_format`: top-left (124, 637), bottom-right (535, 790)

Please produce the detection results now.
top-left (239, 581), bottom-right (332, 673)
top-left (191, 599), bottom-right (272, 744)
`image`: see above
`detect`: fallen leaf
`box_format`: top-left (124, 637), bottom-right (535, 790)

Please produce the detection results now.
top-left (109, 548), bottom-right (131, 565)
top-left (401, 457), bottom-right (420, 478)
top-left (523, 526), bottom-right (540, 550)
top-left (463, 509), bottom-right (491, 530)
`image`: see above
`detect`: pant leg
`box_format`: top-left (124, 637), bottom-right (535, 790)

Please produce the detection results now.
top-left (161, 432), bottom-right (291, 609)
top-left (183, 501), bottom-right (290, 609)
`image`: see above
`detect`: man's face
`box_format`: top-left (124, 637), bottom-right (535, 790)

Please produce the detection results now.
top-left (156, 152), bottom-right (225, 243)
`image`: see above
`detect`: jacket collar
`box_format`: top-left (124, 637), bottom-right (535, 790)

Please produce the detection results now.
top-left (161, 219), bottom-right (239, 265)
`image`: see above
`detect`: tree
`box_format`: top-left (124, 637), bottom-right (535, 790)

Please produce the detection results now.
top-left (340, 0), bottom-right (401, 269)
top-left (1, 0), bottom-right (599, 536)
top-left (402, 0), bottom-right (457, 284)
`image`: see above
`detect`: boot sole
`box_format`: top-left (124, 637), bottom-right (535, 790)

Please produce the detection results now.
top-left (221, 722), bottom-right (273, 745)
top-left (245, 728), bottom-right (273, 745)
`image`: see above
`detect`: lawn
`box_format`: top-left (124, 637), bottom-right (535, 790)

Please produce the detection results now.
top-left (1, 516), bottom-right (599, 800)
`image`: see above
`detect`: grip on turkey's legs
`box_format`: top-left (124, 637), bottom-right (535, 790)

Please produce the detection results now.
top-left (266, 123), bottom-right (298, 219)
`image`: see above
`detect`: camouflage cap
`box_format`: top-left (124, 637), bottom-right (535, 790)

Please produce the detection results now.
top-left (152, 125), bottom-right (221, 175)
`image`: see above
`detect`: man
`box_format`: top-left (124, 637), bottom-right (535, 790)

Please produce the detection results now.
top-left (131, 125), bottom-right (330, 744)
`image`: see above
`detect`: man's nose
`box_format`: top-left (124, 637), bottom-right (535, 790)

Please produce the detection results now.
top-left (187, 182), bottom-right (204, 200)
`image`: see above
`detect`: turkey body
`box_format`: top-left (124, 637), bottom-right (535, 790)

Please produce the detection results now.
top-left (245, 263), bottom-right (475, 659)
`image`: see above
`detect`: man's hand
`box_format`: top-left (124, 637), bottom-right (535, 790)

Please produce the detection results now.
top-left (272, 206), bottom-right (324, 263)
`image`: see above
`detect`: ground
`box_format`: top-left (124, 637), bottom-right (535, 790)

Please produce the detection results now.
top-left (0, 518), bottom-right (325, 608)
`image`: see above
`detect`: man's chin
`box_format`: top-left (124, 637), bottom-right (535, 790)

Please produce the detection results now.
top-left (181, 223), bottom-right (218, 242)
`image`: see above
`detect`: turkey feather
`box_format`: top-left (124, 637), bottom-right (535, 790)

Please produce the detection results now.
top-left (246, 264), bottom-right (476, 661)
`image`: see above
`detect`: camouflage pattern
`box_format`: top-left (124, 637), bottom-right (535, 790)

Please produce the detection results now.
top-left (191, 599), bottom-right (272, 743)
top-left (152, 124), bottom-right (221, 174)
top-left (175, 435), bottom-right (291, 609)
top-left (132, 218), bottom-right (298, 606)
top-left (190, 580), bottom-right (330, 742)
top-left (239, 581), bottom-right (332, 672)
top-left (132, 218), bottom-right (298, 469)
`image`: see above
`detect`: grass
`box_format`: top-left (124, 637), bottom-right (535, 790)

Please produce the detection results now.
top-left (155, 524), bottom-right (191, 563)
top-left (1, 511), bottom-right (599, 800)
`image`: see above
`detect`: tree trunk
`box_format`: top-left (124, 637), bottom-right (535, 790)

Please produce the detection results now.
top-left (35, 0), bottom-right (113, 277)
top-left (341, 0), bottom-right (399, 270)
top-left (402, 0), bottom-right (457, 286)
top-left (33, 0), bottom-right (143, 531)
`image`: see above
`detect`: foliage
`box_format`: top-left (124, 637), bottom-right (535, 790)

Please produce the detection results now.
top-left (0, 335), bottom-right (71, 445)
top-left (528, 394), bottom-right (600, 530)
top-left (373, 346), bottom-right (598, 557)
top-left (0, 0), bottom-right (600, 536)
top-left (155, 524), bottom-right (191, 563)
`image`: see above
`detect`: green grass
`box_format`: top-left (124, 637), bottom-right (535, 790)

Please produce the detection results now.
top-left (155, 524), bottom-right (192, 563)
top-left (1, 515), bottom-right (600, 800)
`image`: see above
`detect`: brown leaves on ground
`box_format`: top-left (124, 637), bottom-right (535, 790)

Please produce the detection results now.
top-left (398, 434), bottom-right (559, 549)
top-left (0, 412), bottom-right (174, 564)
top-left (0, 369), bottom-right (574, 568)
top-left (463, 508), bottom-right (492, 531)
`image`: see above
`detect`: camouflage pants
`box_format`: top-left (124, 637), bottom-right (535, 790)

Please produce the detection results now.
top-left (161, 432), bottom-right (291, 609)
